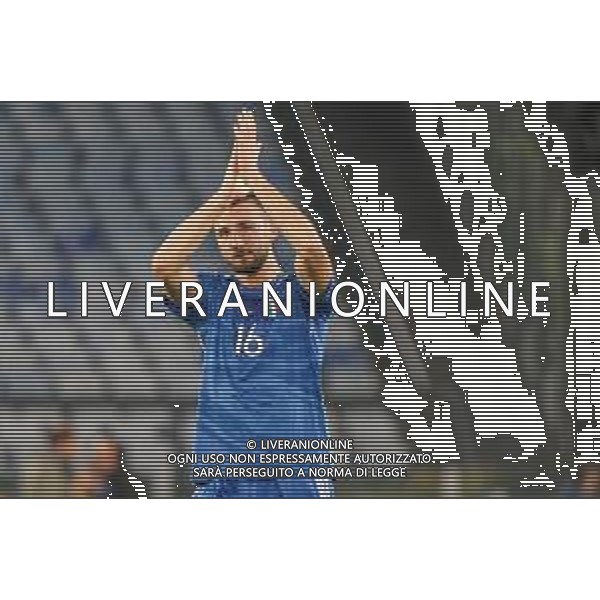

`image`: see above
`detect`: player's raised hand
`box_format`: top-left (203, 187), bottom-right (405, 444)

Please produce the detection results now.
top-left (234, 109), bottom-right (261, 178)
top-left (215, 110), bottom-right (254, 203)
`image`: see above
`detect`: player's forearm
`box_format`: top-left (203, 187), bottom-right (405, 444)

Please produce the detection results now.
top-left (152, 197), bottom-right (223, 279)
top-left (253, 175), bottom-right (334, 287)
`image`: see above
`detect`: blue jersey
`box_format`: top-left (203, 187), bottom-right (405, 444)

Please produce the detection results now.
top-left (165, 272), bottom-right (334, 498)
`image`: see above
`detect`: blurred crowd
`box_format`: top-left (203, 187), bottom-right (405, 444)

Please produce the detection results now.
top-left (0, 424), bottom-right (139, 499)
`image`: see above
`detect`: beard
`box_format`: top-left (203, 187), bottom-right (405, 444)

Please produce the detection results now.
top-left (229, 249), bottom-right (268, 275)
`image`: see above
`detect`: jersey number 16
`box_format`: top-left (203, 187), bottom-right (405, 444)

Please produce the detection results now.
top-left (235, 324), bottom-right (264, 357)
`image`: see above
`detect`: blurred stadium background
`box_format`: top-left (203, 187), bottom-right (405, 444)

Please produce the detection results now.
top-left (2, 101), bottom-right (599, 499)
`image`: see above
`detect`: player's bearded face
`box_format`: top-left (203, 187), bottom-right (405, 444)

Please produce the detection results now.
top-left (217, 203), bottom-right (274, 274)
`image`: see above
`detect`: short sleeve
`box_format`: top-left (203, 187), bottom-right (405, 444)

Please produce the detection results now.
top-left (163, 272), bottom-right (224, 328)
top-left (163, 295), bottom-right (205, 328)
top-left (295, 276), bottom-right (336, 324)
